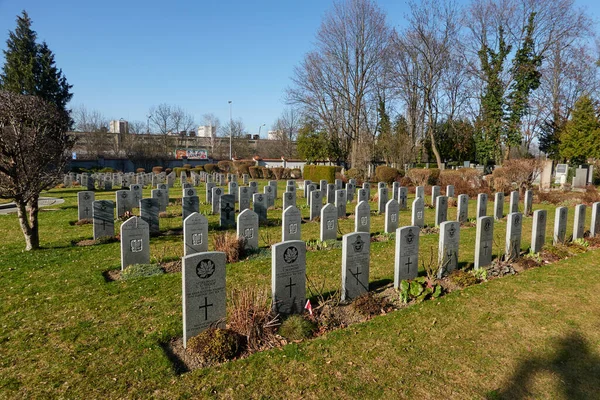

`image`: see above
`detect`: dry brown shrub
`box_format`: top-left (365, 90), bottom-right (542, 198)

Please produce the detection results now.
top-left (406, 169), bottom-right (432, 187)
top-left (272, 167), bottom-right (284, 180)
top-left (213, 232), bottom-right (246, 263)
top-left (582, 186), bottom-right (600, 204)
top-left (491, 159), bottom-right (543, 195)
top-left (439, 168), bottom-right (488, 198)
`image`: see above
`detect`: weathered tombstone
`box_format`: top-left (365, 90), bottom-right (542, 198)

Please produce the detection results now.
top-left (457, 194), bottom-right (469, 223)
top-left (326, 183), bottom-right (336, 204)
top-left (415, 186), bottom-right (424, 200)
top-left (120, 216), bottom-right (150, 270)
top-left (435, 195), bottom-right (448, 226)
top-left (87, 176), bottom-right (95, 191)
top-left (341, 232), bottom-right (370, 301)
top-left (355, 201), bottom-right (370, 233)
top-left (394, 226), bottom-right (420, 287)
top-left (104, 180), bottom-right (113, 191)
top-left (219, 194), bottom-right (236, 228)
top-left (205, 182), bottom-right (215, 204)
top-left (362, 183), bottom-right (371, 200)
top-left (591, 202), bottom-right (600, 237)
top-left (286, 184), bottom-right (296, 194)
top-left (140, 198), bottom-right (160, 234)
top-left (320, 179), bottom-right (328, 196)
top-left (320, 203), bottom-right (338, 241)
top-left (446, 185), bottom-right (455, 198)
top-left (573, 204), bottom-right (586, 240)
top-left (182, 196), bottom-right (199, 220)
top-left (283, 191), bottom-right (296, 210)
top-left (335, 189), bottom-right (347, 218)
top-left (357, 188), bottom-right (368, 203)
top-left (77, 191), bottom-right (95, 220)
top-left (303, 180), bottom-right (312, 198)
top-left (431, 185), bottom-right (440, 206)
top-left (505, 212), bottom-right (523, 261)
top-left (151, 189), bottom-right (168, 213)
top-left (282, 206), bottom-right (302, 241)
top-left (93, 200), bottom-right (114, 240)
top-left (524, 190), bottom-right (533, 216)
top-left (477, 193), bottom-right (488, 218)
top-left (336, 179), bottom-right (343, 190)
top-left (553, 207), bottom-right (568, 244)
top-left (509, 191), bottom-right (519, 213)
top-left (531, 210), bottom-right (547, 253)
top-left (377, 187), bottom-right (388, 214)
top-left (392, 182), bottom-right (400, 201)
top-left (474, 216), bottom-right (494, 269)
top-left (398, 187), bottom-right (408, 210)
top-left (309, 189), bottom-right (323, 221)
top-left (249, 181), bottom-right (258, 195)
top-left (306, 184), bottom-right (316, 206)
top-left (385, 199), bottom-right (400, 233)
top-left (211, 187), bottom-right (223, 214)
top-left (183, 187), bottom-right (197, 198)
top-left (494, 192), bottom-right (504, 220)
top-left (271, 240), bottom-right (306, 315)
top-left (237, 209), bottom-right (259, 250)
top-left (239, 186), bottom-right (251, 211)
top-left (263, 185), bottom-right (275, 208)
top-left (346, 182), bottom-right (355, 203)
top-left (228, 181), bottom-right (239, 202)
top-left (573, 167), bottom-right (587, 189)
top-left (130, 184), bottom-right (143, 206)
top-left (411, 197), bottom-right (425, 228)
top-left (243, 174), bottom-right (249, 185)
top-left (183, 212), bottom-right (209, 256)
top-left (253, 193), bottom-right (268, 222)
top-left (116, 190), bottom-right (132, 217)
top-left (182, 251), bottom-right (226, 347)
top-left (438, 221), bottom-right (460, 278)
top-left (182, 183), bottom-right (192, 190)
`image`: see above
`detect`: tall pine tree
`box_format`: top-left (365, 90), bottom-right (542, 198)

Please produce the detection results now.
top-left (0, 11), bottom-right (72, 118)
top-left (559, 95), bottom-right (600, 164)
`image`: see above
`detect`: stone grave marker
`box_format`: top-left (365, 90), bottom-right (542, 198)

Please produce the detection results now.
top-left (385, 199), bottom-right (400, 233)
top-left (431, 185), bottom-right (440, 206)
top-left (524, 190), bottom-right (533, 216)
top-left (320, 180), bottom-right (328, 196)
top-left (116, 190), bottom-right (132, 217)
top-left (183, 183), bottom-right (192, 190)
top-left (211, 187), bottom-right (223, 214)
top-left (398, 187), bottom-right (408, 210)
top-left (341, 232), bottom-right (371, 301)
top-left (93, 200), bottom-right (114, 240)
top-left (86, 176), bottom-right (95, 191)
top-left (531, 210), bottom-right (547, 253)
top-left (336, 179), bottom-right (343, 190)
top-left (243, 174), bottom-right (249, 185)
top-left (306, 184), bottom-right (316, 206)
top-left (183, 212), bottom-right (209, 256)
top-left (320, 203), bottom-right (338, 241)
top-left (573, 204), bottom-right (586, 240)
top-left (303, 180), bottom-right (312, 198)
top-left (272, 240), bottom-right (306, 315)
top-left (505, 212), bottom-right (523, 261)
top-left (237, 209), bottom-right (259, 250)
top-left (264, 185), bottom-right (275, 208)
top-left (438, 221), bottom-right (460, 277)
top-left (182, 196), bottom-right (199, 220)
top-left (283, 191), bottom-right (296, 210)
top-left (182, 251), bottom-right (226, 347)
top-left (120, 216), bottom-right (150, 269)
top-left (509, 191), bottom-right (519, 213)
top-left (435, 195), bottom-right (448, 226)
top-left (474, 216), bottom-right (494, 269)
top-left (130, 184), bottom-right (143, 206)
top-left (477, 193), bottom-right (488, 218)
top-left (78, 191), bottom-right (95, 220)
top-left (591, 202), bottom-right (600, 237)
top-left (282, 206), bottom-right (302, 241)
top-left (392, 182), bottom-right (399, 201)
top-left (309, 189), bottom-right (323, 221)
top-left (394, 226), bottom-right (420, 287)
top-left (140, 198), bottom-right (160, 234)
top-left (219, 194), bottom-right (236, 228)
top-left (151, 189), bottom-right (168, 213)
top-left (446, 185), bottom-right (455, 198)
top-left (327, 184), bottom-right (336, 204)
top-left (286, 184), bottom-right (296, 194)
top-left (239, 186), bottom-right (251, 211)
top-left (355, 201), bottom-right (370, 233)
top-left (253, 193), bottom-right (268, 222)
top-left (377, 186), bottom-right (388, 214)
top-left (494, 192), bottom-right (504, 220)
top-left (346, 182), bottom-right (354, 203)
top-left (357, 188), bottom-right (368, 203)
top-left (415, 186), bottom-right (424, 199)
top-left (412, 197), bottom-right (425, 228)
top-left (553, 207), bottom-right (568, 244)
top-left (183, 187), bottom-right (197, 198)
top-left (249, 181), bottom-right (258, 195)
top-left (228, 182), bottom-right (239, 202)
top-left (362, 183), bottom-right (371, 200)
top-left (335, 189), bottom-right (347, 218)
top-left (457, 194), bottom-right (468, 223)
top-left (205, 182), bottom-right (215, 204)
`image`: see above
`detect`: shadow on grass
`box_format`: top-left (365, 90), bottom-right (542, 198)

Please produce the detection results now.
top-left (159, 341), bottom-right (190, 376)
top-left (487, 331), bottom-right (600, 399)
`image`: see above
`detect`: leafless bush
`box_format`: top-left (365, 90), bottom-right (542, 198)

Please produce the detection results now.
top-left (213, 232), bottom-right (246, 263)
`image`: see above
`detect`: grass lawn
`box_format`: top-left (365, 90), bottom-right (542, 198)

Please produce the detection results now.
top-left (1, 180), bottom-right (599, 399)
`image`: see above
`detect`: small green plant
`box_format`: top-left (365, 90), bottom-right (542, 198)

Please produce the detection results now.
top-left (573, 238), bottom-right (589, 248)
top-left (306, 239), bottom-right (341, 251)
top-left (525, 249), bottom-right (542, 263)
top-left (278, 315), bottom-right (316, 340)
top-left (399, 277), bottom-right (442, 303)
top-left (186, 328), bottom-right (243, 363)
top-left (121, 264), bottom-right (164, 280)
top-left (470, 268), bottom-right (488, 282)
top-left (448, 269), bottom-right (479, 288)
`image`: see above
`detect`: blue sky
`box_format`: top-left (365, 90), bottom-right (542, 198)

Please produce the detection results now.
top-left (1, 0), bottom-right (599, 136)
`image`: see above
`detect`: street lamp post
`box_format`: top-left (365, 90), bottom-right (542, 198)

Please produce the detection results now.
top-left (228, 101), bottom-right (232, 160)
top-left (258, 123), bottom-right (265, 138)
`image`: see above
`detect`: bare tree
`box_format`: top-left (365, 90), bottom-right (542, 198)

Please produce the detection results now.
top-left (72, 105), bottom-right (108, 132)
top-left (148, 103), bottom-right (195, 135)
top-left (270, 107), bottom-right (301, 159)
top-left (0, 91), bottom-right (73, 250)
top-left (219, 118), bottom-right (251, 159)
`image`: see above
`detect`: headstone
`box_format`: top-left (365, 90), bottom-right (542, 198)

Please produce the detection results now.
top-left (477, 193), bottom-right (488, 218)
top-left (438, 221), bottom-right (460, 278)
top-left (411, 197), bottom-right (425, 228)
top-left (335, 189), bottom-right (347, 218)
top-left (457, 194), bottom-right (468, 223)
top-left (435, 195), bottom-right (448, 226)
top-left (385, 199), bottom-right (400, 233)
top-left (377, 187), bottom-right (388, 214)
top-left (286, 184), bottom-right (296, 194)
top-left (326, 184), bottom-right (336, 204)
top-left (509, 191), bottom-right (519, 213)
top-left (573, 204), bottom-right (586, 240)
top-left (271, 240), bottom-right (306, 315)
top-left (183, 187), bottom-right (197, 198)
top-left (335, 179), bottom-right (343, 190)
top-left (219, 194), bottom-right (236, 228)
top-left (553, 207), bottom-right (568, 244)
top-left (320, 203), bottom-right (338, 241)
top-left (431, 185), bottom-right (440, 206)
top-left (524, 190), bottom-right (533, 216)
top-left (239, 186), bottom-right (251, 211)
top-left (182, 251), bottom-right (227, 347)
top-left (362, 183), bottom-right (371, 200)
top-left (446, 185), bottom-right (455, 198)
top-left (540, 160), bottom-right (553, 190)
top-left (415, 186), bottom-right (424, 200)
top-left (237, 209), bottom-right (259, 250)
top-left (392, 182), bottom-right (399, 201)
top-left (474, 216), bottom-right (494, 269)
top-left (243, 174), bottom-right (249, 185)
top-left (120, 216), bottom-right (150, 270)
top-left (505, 212), bottom-right (523, 261)
top-left (320, 180), bottom-right (328, 196)
top-left (309, 190), bottom-right (323, 221)
top-left (341, 232), bottom-right (371, 301)
top-left (253, 193), bottom-right (268, 222)
top-left (151, 189), bottom-right (168, 213)
top-left (573, 168), bottom-right (587, 189)
top-left (591, 202), bottom-right (600, 237)
top-left (205, 182), bottom-right (215, 204)
top-left (140, 198), bottom-right (160, 234)
top-left (211, 187), bottom-right (223, 214)
top-left (531, 210), bottom-right (547, 253)
top-left (182, 196), bottom-right (199, 220)
top-left (116, 190), bottom-right (132, 217)
top-left (182, 183), bottom-right (192, 190)
top-left (249, 181), bottom-right (258, 195)
top-left (355, 201), bottom-right (370, 233)
top-left (282, 206), bottom-right (302, 241)
top-left (345, 182), bottom-right (355, 203)
top-left (283, 191), bottom-right (296, 210)
top-left (77, 191), bottom-right (95, 220)
top-left (130, 184), bottom-right (143, 206)
top-left (306, 184), bottom-right (316, 206)
top-left (183, 212), bottom-right (209, 256)
top-left (394, 226), bottom-right (420, 287)
top-left (263, 185), bottom-right (275, 208)
top-left (86, 176), bottom-right (95, 191)
top-left (92, 200), bottom-right (114, 240)
top-left (494, 192), bottom-right (504, 220)
top-left (228, 182), bottom-right (239, 202)
top-left (357, 188), bottom-right (368, 203)
top-left (398, 187), bottom-right (408, 210)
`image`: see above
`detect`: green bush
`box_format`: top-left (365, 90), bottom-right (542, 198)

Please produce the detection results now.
top-left (399, 277), bottom-right (443, 303)
top-left (192, 166), bottom-right (204, 172)
top-left (278, 315), bottom-right (316, 340)
top-left (375, 166), bottom-right (400, 184)
top-left (345, 168), bottom-right (365, 182)
top-left (303, 165), bottom-right (336, 183)
top-left (249, 166), bottom-right (261, 179)
top-left (204, 163), bottom-right (218, 173)
top-left (173, 167), bottom-right (190, 176)
top-left (186, 328), bottom-right (243, 364)
top-left (428, 168), bottom-right (441, 185)
top-left (234, 161), bottom-right (254, 176)
top-left (121, 264), bottom-right (164, 280)
top-left (182, 164), bottom-right (192, 169)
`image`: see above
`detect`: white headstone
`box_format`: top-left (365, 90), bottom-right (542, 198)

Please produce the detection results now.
top-left (272, 240), bottom-right (306, 315)
top-left (341, 232), bottom-right (371, 301)
top-left (120, 216), bottom-right (150, 270)
top-left (394, 226), bottom-right (420, 287)
top-left (183, 212), bottom-right (209, 256)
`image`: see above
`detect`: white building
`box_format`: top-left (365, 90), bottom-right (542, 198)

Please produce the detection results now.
top-left (109, 119), bottom-right (128, 134)
top-left (267, 130), bottom-right (281, 140)
top-left (197, 125), bottom-right (217, 138)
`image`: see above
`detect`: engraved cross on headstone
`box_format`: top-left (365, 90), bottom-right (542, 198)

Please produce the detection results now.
top-left (285, 277), bottom-right (296, 298)
top-left (199, 296), bottom-right (213, 321)
top-left (350, 266), bottom-right (362, 285)
top-left (223, 202), bottom-right (234, 219)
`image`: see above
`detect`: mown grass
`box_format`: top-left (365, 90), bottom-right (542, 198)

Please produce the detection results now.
top-left (1, 180), bottom-right (599, 399)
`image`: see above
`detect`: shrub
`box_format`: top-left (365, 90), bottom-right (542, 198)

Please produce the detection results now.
top-left (399, 176), bottom-right (412, 187)
top-left (165, 168), bottom-right (172, 175)
top-left (303, 165), bottom-right (336, 183)
top-left (345, 168), bottom-right (365, 182)
top-left (260, 167), bottom-right (273, 179)
top-left (583, 185), bottom-right (600, 204)
top-left (249, 166), bottom-right (261, 179)
top-left (399, 277), bottom-right (443, 303)
top-left (491, 159), bottom-right (543, 195)
top-left (406, 168), bottom-right (432, 187)
top-left (152, 166), bottom-right (163, 174)
top-left (192, 166), bottom-right (204, 172)
top-left (438, 168), bottom-right (488, 198)
top-left (375, 166), bottom-right (400, 184)
top-left (234, 161), bottom-right (254, 177)
top-left (428, 168), bottom-right (440, 185)
top-left (136, 168), bottom-right (145, 173)
top-left (448, 269), bottom-right (479, 288)
top-left (290, 168), bottom-right (302, 179)
top-left (204, 163), bottom-right (218, 173)
top-left (217, 160), bottom-right (233, 173)
top-left (213, 232), bottom-right (246, 263)
top-left (186, 328), bottom-right (243, 364)
top-left (182, 164), bottom-right (192, 169)
top-left (228, 287), bottom-right (279, 352)
top-left (121, 264), bottom-right (164, 280)
top-left (98, 167), bottom-right (116, 173)
top-left (272, 167), bottom-right (284, 180)
top-left (281, 168), bottom-right (292, 179)
top-left (278, 315), bottom-right (316, 340)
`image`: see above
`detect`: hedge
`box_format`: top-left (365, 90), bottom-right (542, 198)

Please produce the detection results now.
top-left (375, 166), bottom-right (400, 184)
top-left (303, 165), bottom-right (336, 183)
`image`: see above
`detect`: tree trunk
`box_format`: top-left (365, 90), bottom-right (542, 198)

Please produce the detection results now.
top-left (16, 197), bottom-right (40, 251)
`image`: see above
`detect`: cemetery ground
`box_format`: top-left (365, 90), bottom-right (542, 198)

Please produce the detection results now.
top-left (2, 181), bottom-right (600, 398)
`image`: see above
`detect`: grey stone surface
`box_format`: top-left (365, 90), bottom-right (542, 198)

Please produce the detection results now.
top-left (435, 196), bottom-right (448, 226)
top-left (474, 216), bottom-right (494, 269)
top-left (377, 187), bottom-right (388, 214)
top-left (211, 187), bottom-right (223, 214)
top-left (239, 186), bottom-right (251, 211)
top-left (446, 185), bottom-right (455, 198)
top-left (573, 204), bottom-right (586, 240)
top-left (249, 181), bottom-right (258, 195)
top-left (140, 198), bottom-right (160, 234)
top-left (130, 184), bottom-right (143, 206)
top-left (531, 210), bottom-right (547, 253)
top-left (303, 180), bottom-right (312, 198)
top-left (335, 189), bottom-right (347, 218)
top-left (553, 207), bottom-right (568, 244)
top-left (357, 188), bottom-right (368, 203)
top-left (243, 174), bottom-right (249, 185)
top-left (477, 193), bottom-right (488, 218)
top-left (283, 191), bottom-right (296, 210)
top-left (320, 203), bottom-right (338, 241)
top-left (341, 232), bottom-right (370, 301)
top-left (336, 179), bottom-right (343, 190)
top-left (412, 197), bottom-right (425, 228)
top-left (271, 240), bottom-right (306, 315)
top-left (431, 186), bottom-right (440, 206)
top-left (346, 182), bottom-right (355, 203)
top-left (286, 184), bottom-right (296, 194)
top-left (182, 196), bottom-right (199, 220)
top-left (116, 190), bottom-right (132, 217)
top-left (93, 200), bottom-right (114, 240)
top-left (237, 209), bottom-right (259, 250)
top-left (120, 216), bottom-right (150, 270)
top-left (457, 194), bottom-right (469, 223)
top-left (355, 201), bottom-right (370, 233)
top-left (309, 189), bottom-right (323, 221)
top-left (494, 192), bottom-right (504, 220)
top-left (306, 184), bottom-right (316, 206)
top-left (398, 187), bottom-right (408, 210)
top-left (320, 180), bottom-right (328, 196)
top-left (327, 183), bottom-right (336, 204)
top-left (78, 191), bottom-right (95, 220)
top-left (509, 191), bottom-right (519, 213)
top-left (392, 182), bottom-right (399, 201)
top-left (591, 202), bottom-right (600, 237)
top-left (438, 221), bottom-right (460, 277)
top-left (573, 168), bottom-right (587, 188)
top-left (228, 182), bottom-right (239, 202)
top-left (253, 193), bottom-right (268, 222)
top-left (524, 190), bottom-right (533, 216)
top-left (415, 186), bottom-right (424, 199)
top-left (394, 226), bottom-right (420, 287)
top-left (182, 251), bottom-right (227, 347)
top-left (183, 212), bottom-right (209, 256)
top-left (151, 189), bottom-right (168, 213)
top-left (219, 194), bottom-right (236, 228)
top-left (282, 206), bottom-right (302, 241)
top-left (205, 182), bottom-right (215, 204)
top-left (385, 199), bottom-right (400, 233)
top-left (263, 185), bottom-right (275, 208)
top-left (505, 212), bottom-right (523, 261)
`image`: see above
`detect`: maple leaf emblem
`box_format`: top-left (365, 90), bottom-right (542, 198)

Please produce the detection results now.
top-left (196, 259), bottom-right (216, 279)
top-left (283, 246), bottom-right (298, 264)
